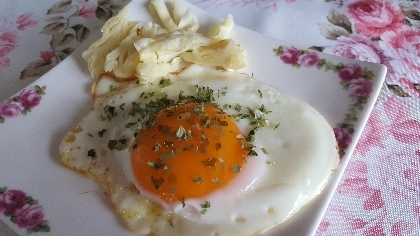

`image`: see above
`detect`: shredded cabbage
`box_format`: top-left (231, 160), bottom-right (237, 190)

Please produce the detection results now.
top-left (82, 0), bottom-right (247, 82)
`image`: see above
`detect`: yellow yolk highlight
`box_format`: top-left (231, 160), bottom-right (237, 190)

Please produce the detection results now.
top-left (131, 103), bottom-right (247, 202)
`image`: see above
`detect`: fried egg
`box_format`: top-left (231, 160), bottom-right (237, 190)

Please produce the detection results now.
top-left (59, 65), bottom-right (339, 235)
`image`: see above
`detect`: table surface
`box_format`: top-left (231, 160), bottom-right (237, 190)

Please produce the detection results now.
top-left (1, 0), bottom-right (419, 235)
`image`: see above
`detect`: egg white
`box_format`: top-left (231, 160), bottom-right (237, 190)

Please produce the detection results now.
top-left (59, 64), bottom-right (338, 235)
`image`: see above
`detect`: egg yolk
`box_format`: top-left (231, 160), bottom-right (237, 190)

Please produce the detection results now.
top-left (131, 103), bottom-right (247, 202)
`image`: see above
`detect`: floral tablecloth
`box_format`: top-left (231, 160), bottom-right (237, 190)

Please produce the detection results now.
top-left (1, 0), bottom-right (419, 235)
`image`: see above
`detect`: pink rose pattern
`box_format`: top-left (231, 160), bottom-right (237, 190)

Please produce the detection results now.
top-left (0, 14), bottom-right (37, 68)
top-left (18, 89), bottom-right (42, 109)
top-left (332, 35), bottom-right (393, 73)
top-left (0, 85), bottom-right (46, 124)
top-left (0, 31), bottom-right (18, 68)
top-left (334, 126), bottom-right (352, 149)
top-left (379, 26), bottom-right (420, 78)
top-left (305, 0), bottom-right (420, 235)
top-left (78, 3), bottom-right (97, 19)
top-left (276, 46), bottom-right (321, 68)
top-left (279, 46), bottom-right (301, 65)
top-left (0, 190), bottom-right (27, 215)
top-left (40, 51), bottom-right (54, 63)
top-left (0, 101), bottom-right (24, 119)
top-left (348, 0), bottom-right (406, 37)
top-left (348, 77), bottom-right (373, 97)
top-left (0, 13), bottom-right (38, 69)
top-left (298, 51), bottom-right (319, 67)
top-left (16, 13), bottom-right (38, 31)
top-left (0, 187), bottom-right (50, 233)
top-left (338, 63), bottom-right (362, 82)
